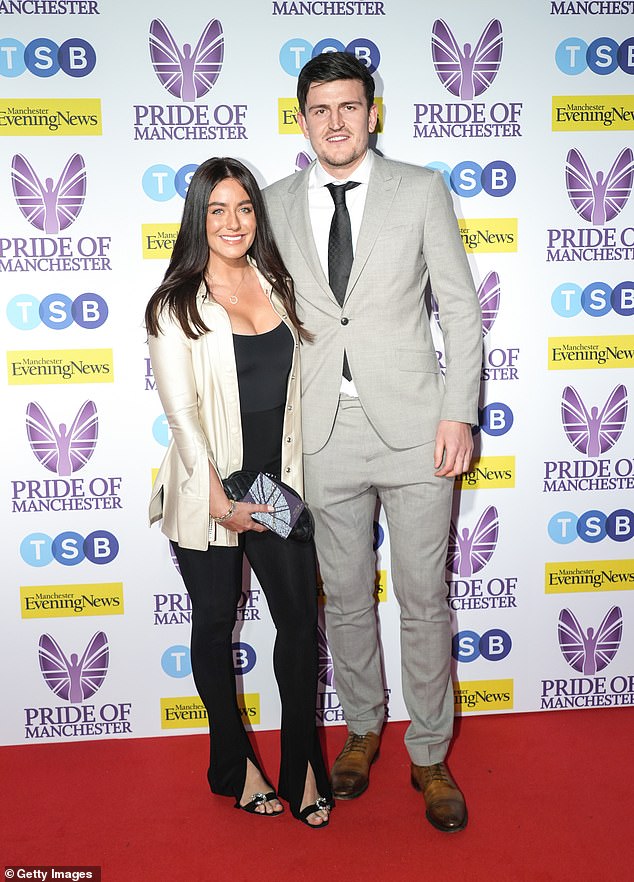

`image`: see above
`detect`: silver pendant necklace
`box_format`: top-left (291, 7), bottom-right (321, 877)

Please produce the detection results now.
top-left (207, 265), bottom-right (249, 305)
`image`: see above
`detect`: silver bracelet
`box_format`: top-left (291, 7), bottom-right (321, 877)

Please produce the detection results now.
top-left (210, 499), bottom-right (236, 523)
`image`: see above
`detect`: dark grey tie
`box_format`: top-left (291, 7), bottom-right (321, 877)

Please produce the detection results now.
top-left (326, 181), bottom-right (360, 381)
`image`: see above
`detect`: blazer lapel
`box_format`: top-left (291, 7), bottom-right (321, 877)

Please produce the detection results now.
top-left (347, 156), bottom-right (400, 299)
top-left (281, 166), bottom-right (333, 300)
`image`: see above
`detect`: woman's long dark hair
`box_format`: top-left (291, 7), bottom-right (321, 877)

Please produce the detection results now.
top-left (145, 157), bottom-right (310, 341)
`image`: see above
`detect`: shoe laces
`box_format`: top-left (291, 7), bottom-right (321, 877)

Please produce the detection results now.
top-left (422, 763), bottom-right (451, 785)
top-left (341, 733), bottom-right (373, 756)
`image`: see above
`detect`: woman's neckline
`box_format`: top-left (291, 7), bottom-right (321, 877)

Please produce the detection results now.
top-left (232, 320), bottom-right (284, 338)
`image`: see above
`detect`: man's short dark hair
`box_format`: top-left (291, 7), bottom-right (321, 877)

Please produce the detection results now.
top-left (297, 51), bottom-right (375, 115)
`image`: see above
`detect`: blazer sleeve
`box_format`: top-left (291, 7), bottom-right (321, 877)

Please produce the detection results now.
top-left (422, 170), bottom-right (482, 424)
top-left (148, 313), bottom-right (215, 486)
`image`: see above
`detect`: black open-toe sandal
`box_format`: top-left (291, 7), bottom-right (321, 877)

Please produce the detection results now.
top-left (234, 791), bottom-right (284, 816)
top-left (296, 796), bottom-right (331, 828)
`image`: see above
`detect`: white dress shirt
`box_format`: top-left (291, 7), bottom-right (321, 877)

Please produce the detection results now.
top-left (307, 150), bottom-right (374, 396)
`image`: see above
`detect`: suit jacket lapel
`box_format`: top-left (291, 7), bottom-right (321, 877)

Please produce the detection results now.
top-left (280, 165), bottom-right (333, 301)
top-left (347, 156), bottom-right (400, 298)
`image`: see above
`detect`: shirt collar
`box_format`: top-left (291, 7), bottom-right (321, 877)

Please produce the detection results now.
top-left (311, 149), bottom-right (374, 188)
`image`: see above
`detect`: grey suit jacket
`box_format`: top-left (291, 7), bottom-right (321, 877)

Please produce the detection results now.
top-left (264, 153), bottom-right (482, 455)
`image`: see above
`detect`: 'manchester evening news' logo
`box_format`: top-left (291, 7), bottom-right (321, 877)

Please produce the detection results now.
top-left (414, 19), bottom-right (523, 140)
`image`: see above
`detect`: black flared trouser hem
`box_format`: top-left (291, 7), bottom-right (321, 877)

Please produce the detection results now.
top-left (172, 530), bottom-right (331, 816)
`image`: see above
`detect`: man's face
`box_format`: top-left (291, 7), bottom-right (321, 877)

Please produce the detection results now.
top-left (298, 78), bottom-right (377, 179)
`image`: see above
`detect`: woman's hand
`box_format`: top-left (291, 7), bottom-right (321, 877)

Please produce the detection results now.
top-left (212, 499), bottom-right (274, 534)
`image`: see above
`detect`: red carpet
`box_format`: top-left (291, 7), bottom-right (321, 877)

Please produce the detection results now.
top-left (3, 709), bottom-right (632, 882)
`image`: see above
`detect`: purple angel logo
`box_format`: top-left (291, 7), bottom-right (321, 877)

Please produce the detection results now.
top-left (26, 400), bottom-right (98, 476)
top-left (561, 385), bottom-right (627, 457)
top-left (446, 505), bottom-right (499, 577)
top-left (149, 18), bottom-right (224, 101)
top-left (431, 19), bottom-right (503, 100)
top-left (11, 153), bottom-right (86, 234)
top-left (317, 623), bottom-right (334, 688)
top-left (295, 151), bottom-right (312, 173)
top-left (432, 271), bottom-right (499, 338)
top-left (38, 631), bottom-right (109, 703)
top-left (565, 147), bottom-right (634, 226)
top-left (558, 607), bottom-right (622, 676)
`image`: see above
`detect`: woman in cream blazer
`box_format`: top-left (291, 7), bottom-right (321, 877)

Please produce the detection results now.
top-left (145, 158), bottom-right (331, 829)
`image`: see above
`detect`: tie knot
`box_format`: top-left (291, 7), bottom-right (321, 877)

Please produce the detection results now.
top-left (326, 181), bottom-right (360, 205)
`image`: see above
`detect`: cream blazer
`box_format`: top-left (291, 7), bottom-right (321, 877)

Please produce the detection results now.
top-left (148, 263), bottom-right (303, 551)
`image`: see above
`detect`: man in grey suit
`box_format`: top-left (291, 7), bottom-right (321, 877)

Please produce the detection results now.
top-left (264, 52), bottom-right (482, 832)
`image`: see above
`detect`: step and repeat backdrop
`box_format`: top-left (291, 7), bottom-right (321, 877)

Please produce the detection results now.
top-left (2, 0), bottom-right (633, 746)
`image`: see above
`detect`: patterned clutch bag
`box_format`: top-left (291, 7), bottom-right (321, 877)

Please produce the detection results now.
top-left (222, 470), bottom-right (314, 541)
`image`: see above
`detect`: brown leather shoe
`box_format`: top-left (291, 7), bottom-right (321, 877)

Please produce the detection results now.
top-left (411, 762), bottom-right (467, 832)
top-left (331, 732), bottom-right (380, 800)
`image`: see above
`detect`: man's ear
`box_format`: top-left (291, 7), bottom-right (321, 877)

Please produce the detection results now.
top-left (368, 103), bottom-right (378, 134)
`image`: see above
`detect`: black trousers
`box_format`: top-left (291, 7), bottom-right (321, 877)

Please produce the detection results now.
top-left (172, 530), bottom-right (331, 816)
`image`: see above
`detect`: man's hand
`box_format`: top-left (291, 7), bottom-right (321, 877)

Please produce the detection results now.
top-left (434, 420), bottom-right (474, 478)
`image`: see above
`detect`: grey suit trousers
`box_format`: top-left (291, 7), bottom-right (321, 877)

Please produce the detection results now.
top-left (304, 395), bottom-right (455, 766)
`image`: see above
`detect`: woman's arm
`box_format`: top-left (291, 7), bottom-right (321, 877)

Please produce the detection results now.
top-left (148, 314), bottom-right (271, 533)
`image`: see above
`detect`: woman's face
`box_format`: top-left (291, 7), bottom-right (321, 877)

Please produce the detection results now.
top-left (205, 176), bottom-right (256, 263)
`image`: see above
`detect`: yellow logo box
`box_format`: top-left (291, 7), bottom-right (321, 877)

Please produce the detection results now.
top-left (458, 219), bottom-right (518, 253)
top-left (552, 95), bottom-right (634, 131)
top-left (546, 560), bottom-right (634, 594)
top-left (7, 349), bottom-right (114, 385)
top-left (21, 583), bottom-right (124, 619)
top-left (455, 456), bottom-right (515, 490)
top-left (0, 98), bottom-right (102, 136)
top-left (161, 693), bottom-right (260, 729)
top-left (453, 679), bottom-right (514, 713)
top-left (278, 97), bottom-right (384, 135)
top-left (142, 223), bottom-right (180, 259)
top-left (548, 335), bottom-right (634, 370)
top-left (374, 569), bottom-right (388, 603)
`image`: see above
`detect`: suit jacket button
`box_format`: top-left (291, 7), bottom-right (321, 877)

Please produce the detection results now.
top-left (341, 317), bottom-right (349, 325)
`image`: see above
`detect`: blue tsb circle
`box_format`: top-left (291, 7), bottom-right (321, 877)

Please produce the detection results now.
top-left (232, 642), bottom-right (256, 675)
top-left (0, 38), bottom-right (26, 77)
top-left (24, 38), bottom-right (60, 77)
top-left (143, 165), bottom-right (176, 202)
top-left (548, 511), bottom-right (579, 544)
top-left (478, 402), bottom-right (513, 436)
top-left (162, 646), bottom-right (192, 678)
top-left (20, 533), bottom-right (53, 567)
top-left (52, 531), bottom-right (85, 565)
top-left (7, 293), bottom-right (40, 329)
top-left (587, 37), bottom-right (620, 74)
top-left (153, 414), bottom-right (170, 447)
top-left (555, 37), bottom-right (588, 75)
